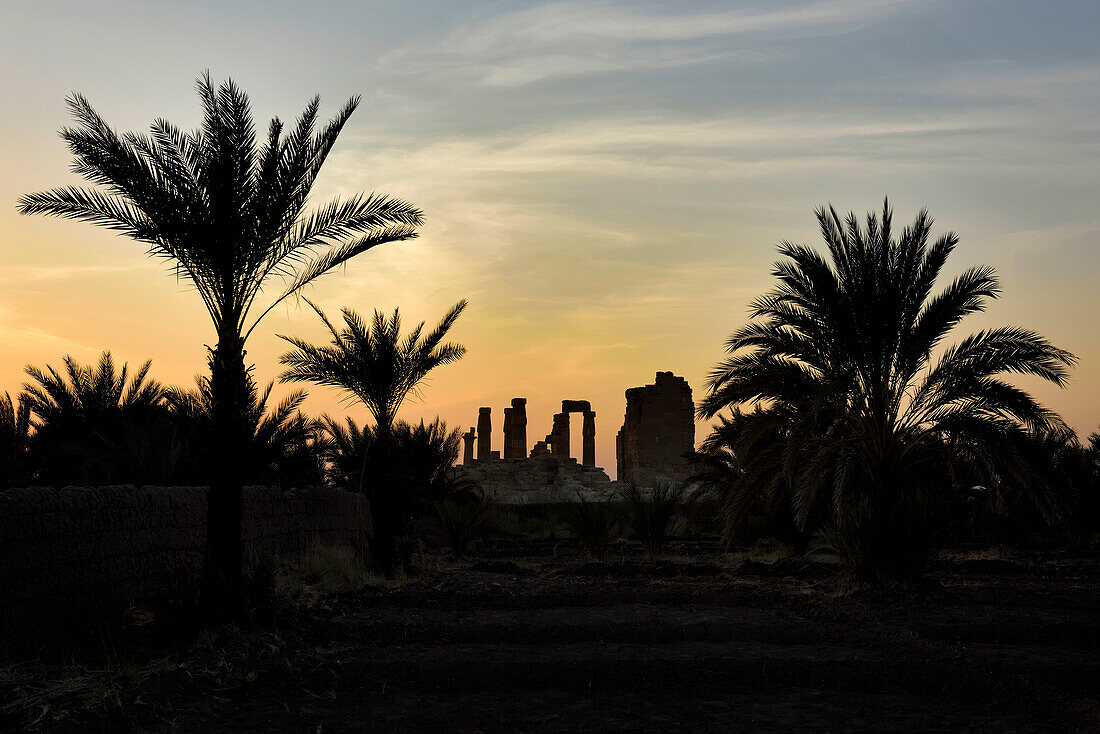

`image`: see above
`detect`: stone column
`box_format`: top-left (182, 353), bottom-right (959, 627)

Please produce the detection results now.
top-left (550, 412), bottom-right (570, 458)
top-left (582, 410), bottom-right (596, 467)
top-left (503, 407), bottom-right (515, 458)
top-left (462, 427), bottom-right (476, 465)
top-left (508, 398), bottom-right (528, 458)
top-left (477, 407), bottom-right (492, 461)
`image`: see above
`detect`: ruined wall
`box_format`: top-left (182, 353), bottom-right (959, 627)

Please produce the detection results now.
top-left (0, 485), bottom-right (362, 652)
top-left (616, 372), bottom-right (696, 487)
top-left (454, 456), bottom-right (614, 504)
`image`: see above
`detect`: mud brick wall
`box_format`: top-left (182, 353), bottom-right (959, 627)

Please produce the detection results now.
top-left (0, 485), bottom-right (363, 652)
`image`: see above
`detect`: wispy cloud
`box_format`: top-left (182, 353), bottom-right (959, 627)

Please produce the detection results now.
top-left (331, 109), bottom-right (1011, 197)
top-left (391, 0), bottom-right (927, 86)
top-left (0, 304), bottom-right (99, 356)
top-left (2, 263), bottom-right (154, 284)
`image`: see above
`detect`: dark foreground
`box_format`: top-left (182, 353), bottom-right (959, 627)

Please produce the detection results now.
top-left (4, 543), bottom-right (1098, 733)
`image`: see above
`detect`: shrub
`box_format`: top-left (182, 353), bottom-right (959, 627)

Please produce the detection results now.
top-left (560, 495), bottom-right (620, 560)
top-left (434, 496), bottom-right (491, 558)
top-left (318, 416), bottom-right (464, 574)
top-left (622, 481), bottom-right (691, 558)
top-left (277, 547), bottom-right (370, 604)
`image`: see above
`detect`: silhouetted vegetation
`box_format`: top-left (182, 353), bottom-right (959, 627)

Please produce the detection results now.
top-left (434, 495), bottom-right (491, 559)
top-left (0, 392), bottom-right (31, 488)
top-left (622, 481), bottom-right (692, 558)
top-left (279, 300), bottom-right (468, 575)
top-left (18, 74), bottom-right (422, 620)
top-left (698, 201), bottom-right (1078, 582)
top-left (164, 358), bottom-right (323, 488)
top-left (22, 352), bottom-right (167, 486)
top-left (560, 494), bottom-right (621, 560)
top-left (0, 352), bottom-right (324, 489)
top-left (688, 410), bottom-right (812, 554)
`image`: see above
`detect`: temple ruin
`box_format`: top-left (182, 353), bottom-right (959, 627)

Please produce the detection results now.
top-left (466, 398), bottom-right (598, 468)
top-left (616, 371), bottom-right (696, 487)
top-left (456, 371), bottom-right (695, 502)
top-left (502, 398), bottom-right (528, 459)
top-left (459, 395), bottom-right (607, 503)
top-left (476, 407), bottom-right (492, 461)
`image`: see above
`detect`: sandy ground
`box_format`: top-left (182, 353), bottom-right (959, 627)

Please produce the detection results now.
top-left (5, 541), bottom-right (1098, 733)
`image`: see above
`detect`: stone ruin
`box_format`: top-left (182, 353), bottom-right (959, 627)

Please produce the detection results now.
top-left (463, 397), bottom-right (598, 468)
top-left (458, 397), bottom-right (609, 504)
top-left (454, 372), bottom-right (696, 503)
top-left (616, 371), bottom-right (695, 487)
top-left (530, 399), bottom-right (596, 466)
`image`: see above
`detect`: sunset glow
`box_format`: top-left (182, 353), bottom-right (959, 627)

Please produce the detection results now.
top-left (3, 1), bottom-right (1097, 476)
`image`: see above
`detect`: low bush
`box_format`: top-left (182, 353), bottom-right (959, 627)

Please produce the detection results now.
top-left (560, 495), bottom-right (620, 560)
top-left (434, 497), bottom-right (491, 558)
top-left (622, 481), bottom-right (692, 558)
top-left (277, 547), bottom-right (370, 604)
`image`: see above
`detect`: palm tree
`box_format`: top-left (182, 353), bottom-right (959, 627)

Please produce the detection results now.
top-left (164, 364), bottom-right (321, 487)
top-left (0, 392), bottom-right (31, 487)
top-left (316, 414), bottom-right (467, 565)
top-left (21, 352), bottom-right (167, 485)
top-left (698, 201), bottom-right (1075, 581)
top-left (278, 300), bottom-right (467, 573)
top-left (314, 414), bottom-right (377, 491)
top-left (18, 74), bottom-right (422, 618)
top-left (279, 300), bottom-right (468, 436)
top-left (315, 414), bottom-right (463, 499)
top-left (689, 407), bottom-right (811, 552)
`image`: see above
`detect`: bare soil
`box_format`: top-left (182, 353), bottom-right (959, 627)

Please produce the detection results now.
top-left (5, 541), bottom-right (1099, 733)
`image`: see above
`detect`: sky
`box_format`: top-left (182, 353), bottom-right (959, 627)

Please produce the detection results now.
top-left (2, 0), bottom-right (1098, 476)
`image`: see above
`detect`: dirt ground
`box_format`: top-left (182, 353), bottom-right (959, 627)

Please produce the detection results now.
top-left (4, 540), bottom-right (1098, 733)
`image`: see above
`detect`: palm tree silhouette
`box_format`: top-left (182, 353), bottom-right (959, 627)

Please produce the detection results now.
top-left (0, 392), bottom-right (31, 487)
top-left (689, 407), bottom-right (810, 552)
top-left (22, 352), bottom-right (167, 485)
top-left (18, 74), bottom-right (422, 617)
top-left (699, 201), bottom-right (1075, 581)
top-left (279, 300), bottom-right (468, 435)
top-left (316, 414), bottom-right (464, 506)
top-left (278, 299), bottom-right (467, 573)
top-left (165, 364), bottom-right (320, 487)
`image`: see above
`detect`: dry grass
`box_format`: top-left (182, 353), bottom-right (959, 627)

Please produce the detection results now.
top-left (276, 546), bottom-right (374, 604)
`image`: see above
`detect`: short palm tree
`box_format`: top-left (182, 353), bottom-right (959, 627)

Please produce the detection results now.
top-left (0, 392), bottom-right (31, 487)
top-left (165, 365), bottom-right (320, 487)
top-left (22, 352), bottom-right (166, 485)
top-left (699, 202), bottom-right (1075, 581)
top-left (315, 414), bottom-right (463, 499)
top-left (689, 407), bottom-right (810, 552)
top-left (316, 414), bottom-right (467, 563)
top-left (314, 414), bottom-right (377, 490)
top-left (278, 299), bottom-right (467, 573)
top-left (18, 74), bottom-right (422, 617)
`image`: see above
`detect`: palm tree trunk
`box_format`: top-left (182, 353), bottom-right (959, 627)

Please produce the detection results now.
top-left (369, 417), bottom-right (398, 577)
top-left (201, 333), bottom-right (247, 622)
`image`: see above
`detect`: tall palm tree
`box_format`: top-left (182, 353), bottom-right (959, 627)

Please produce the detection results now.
top-left (699, 201), bottom-right (1075, 581)
top-left (278, 299), bottom-right (467, 573)
top-left (18, 74), bottom-right (422, 618)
